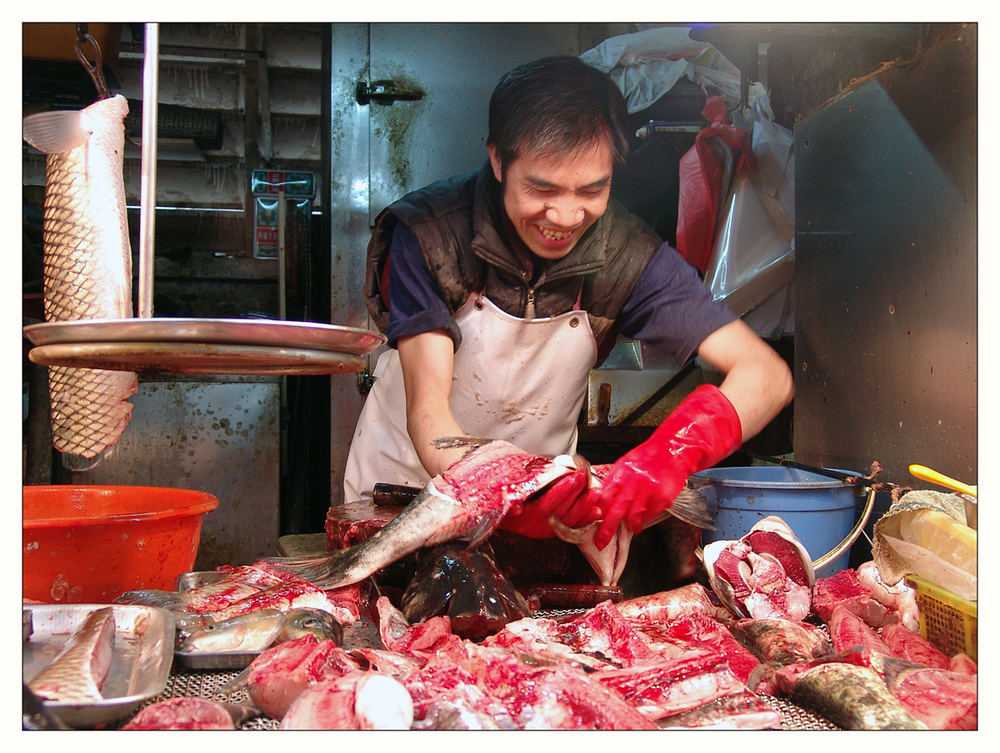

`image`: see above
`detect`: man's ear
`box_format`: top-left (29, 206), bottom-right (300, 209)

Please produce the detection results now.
top-left (487, 143), bottom-right (503, 182)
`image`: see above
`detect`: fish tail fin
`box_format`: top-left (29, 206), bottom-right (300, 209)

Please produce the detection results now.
top-left (260, 548), bottom-right (364, 589)
top-left (23, 109), bottom-right (89, 154)
top-left (113, 589), bottom-right (190, 611)
top-left (668, 486), bottom-right (715, 530)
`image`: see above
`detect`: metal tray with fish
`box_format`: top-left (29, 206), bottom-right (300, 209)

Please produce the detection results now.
top-left (22, 604), bottom-right (174, 729)
top-left (172, 570), bottom-right (257, 670)
top-left (174, 646), bottom-right (263, 671)
top-left (171, 571), bottom-right (346, 671)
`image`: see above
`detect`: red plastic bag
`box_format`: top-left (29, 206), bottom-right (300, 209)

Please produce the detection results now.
top-left (676, 94), bottom-right (754, 275)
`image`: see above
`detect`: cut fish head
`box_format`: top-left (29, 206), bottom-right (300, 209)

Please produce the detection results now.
top-left (703, 515), bottom-right (815, 618)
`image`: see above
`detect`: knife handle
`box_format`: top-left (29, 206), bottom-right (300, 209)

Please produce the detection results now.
top-left (372, 483), bottom-right (421, 506)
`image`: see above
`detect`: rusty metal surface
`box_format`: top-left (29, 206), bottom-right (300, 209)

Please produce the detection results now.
top-left (24, 317), bottom-right (385, 354)
top-left (28, 341), bottom-right (366, 376)
top-left (60, 377), bottom-right (280, 570)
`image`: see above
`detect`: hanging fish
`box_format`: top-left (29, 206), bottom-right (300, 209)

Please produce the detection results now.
top-left (23, 94), bottom-right (138, 460)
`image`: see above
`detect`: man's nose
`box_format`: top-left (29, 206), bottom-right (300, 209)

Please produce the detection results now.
top-left (544, 200), bottom-right (584, 226)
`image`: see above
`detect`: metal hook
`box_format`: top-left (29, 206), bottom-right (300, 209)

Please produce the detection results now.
top-left (74, 24), bottom-right (110, 100)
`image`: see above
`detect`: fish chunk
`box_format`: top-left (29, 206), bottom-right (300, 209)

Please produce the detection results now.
top-left (785, 662), bottom-right (926, 730)
top-left (28, 606), bottom-right (116, 703)
top-left (23, 96), bottom-right (138, 460)
top-left (122, 698), bottom-right (257, 730)
top-left (280, 673), bottom-right (414, 730)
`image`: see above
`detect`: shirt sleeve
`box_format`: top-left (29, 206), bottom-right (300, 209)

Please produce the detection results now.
top-left (616, 241), bottom-right (737, 365)
top-left (385, 221), bottom-right (462, 349)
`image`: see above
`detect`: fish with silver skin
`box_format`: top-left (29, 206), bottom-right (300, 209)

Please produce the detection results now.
top-left (27, 606), bottom-right (116, 703)
top-left (178, 606), bottom-right (344, 655)
top-left (22, 95), bottom-right (137, 460)
top-left (176, 609), bottom-right (287, 654)
top-left (264, 439), bottom-right (577, 589)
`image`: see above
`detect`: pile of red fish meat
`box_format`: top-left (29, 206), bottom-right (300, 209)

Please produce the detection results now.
top-left (126, 551), bottom-right (975, 731)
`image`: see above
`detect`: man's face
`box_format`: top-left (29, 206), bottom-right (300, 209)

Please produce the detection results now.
top-left (489, 138), bottom-right (613, 261)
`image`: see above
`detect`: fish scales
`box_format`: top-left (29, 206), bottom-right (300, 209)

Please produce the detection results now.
top-left (789, 662), bottom-right (926, 730)
top-left (24, 95), bottom-right (137, 460)
top-left (265, 440), bottom-right (573, 588)
top-left (28, 606), bottom-right (116, 704)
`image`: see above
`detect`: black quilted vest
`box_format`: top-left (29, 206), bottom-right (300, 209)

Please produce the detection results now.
top-left (363, 164), bottom-right (660, 365)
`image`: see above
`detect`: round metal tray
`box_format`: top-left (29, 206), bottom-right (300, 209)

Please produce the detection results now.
top-left (23, 318), bottom-right (385, 356)
top-left (28, 341), bottom-right (366, 376)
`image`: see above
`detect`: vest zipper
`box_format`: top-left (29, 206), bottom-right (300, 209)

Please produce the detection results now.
top-left (525, 287), bottom-right (535, 321)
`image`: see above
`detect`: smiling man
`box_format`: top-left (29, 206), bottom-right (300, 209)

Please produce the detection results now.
top-left (345, 56), bottom-right (793, 547)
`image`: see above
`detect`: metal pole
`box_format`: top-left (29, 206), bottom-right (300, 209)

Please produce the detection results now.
top-left (138, 22), bottom-right (159, 318)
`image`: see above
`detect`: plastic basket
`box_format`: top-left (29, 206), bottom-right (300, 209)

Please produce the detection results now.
top-left (906, 573), bottom-right (977, 661)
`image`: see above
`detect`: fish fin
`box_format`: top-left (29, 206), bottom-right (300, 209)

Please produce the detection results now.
top-left (465, 515), bottom-right (501, 549)
top-left (218, 666), bottom-right (253, 695)
top-left (668, 486), bottom-right (715, 530)
top-left (22, 109), bottom-right (89, 154)
top-left (259, 550), bottom-right (360, 589)
top-left (113, 589), bottom-right (190, 611)
top-left (221, 701), bottom-right (262, 727)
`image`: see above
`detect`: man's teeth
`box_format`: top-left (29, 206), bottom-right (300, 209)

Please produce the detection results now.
top-left (540, 227), bottom-right (571, 241)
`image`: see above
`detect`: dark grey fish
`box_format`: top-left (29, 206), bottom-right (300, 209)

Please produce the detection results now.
top-left (788, 662), bottom-right (927, 730)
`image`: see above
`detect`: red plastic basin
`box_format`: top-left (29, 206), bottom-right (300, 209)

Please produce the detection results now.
top-left (23, 485), bottom-right (219, 604)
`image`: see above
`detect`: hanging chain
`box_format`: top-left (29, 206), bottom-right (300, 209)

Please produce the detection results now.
top-left (74, 23), bottom-right (110, 100)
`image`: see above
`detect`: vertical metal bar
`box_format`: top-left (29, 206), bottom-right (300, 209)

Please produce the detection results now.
top-left (138, 23), bottom-right (159, 319)
top-left (278, 187), bottom-right (287, 320)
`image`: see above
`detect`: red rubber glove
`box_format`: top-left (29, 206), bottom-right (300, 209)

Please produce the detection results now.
top-left (590, 384), bottom-right (743, 550)
top-left (499, 466), bottom-right (595, 539)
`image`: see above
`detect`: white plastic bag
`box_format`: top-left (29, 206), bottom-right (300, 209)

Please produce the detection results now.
top-left (580, 27), bottom-right (741, 114)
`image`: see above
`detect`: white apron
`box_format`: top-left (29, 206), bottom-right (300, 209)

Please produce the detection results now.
top-left (343, 291), bottom-right (597, 501)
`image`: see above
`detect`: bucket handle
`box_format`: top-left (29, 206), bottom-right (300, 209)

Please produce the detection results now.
top-left (695, 486), bottom-right (877, 571)
top-left (811, 485), bottom-right (876, 572)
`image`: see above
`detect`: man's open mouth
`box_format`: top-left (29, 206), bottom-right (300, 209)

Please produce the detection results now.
top-left (538, 226), bottom-right (573, 242)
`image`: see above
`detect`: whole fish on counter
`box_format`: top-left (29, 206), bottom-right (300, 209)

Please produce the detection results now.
top-left (22, 95), bottom-right (138, 460)
top-left (264, 439), bottom-right (578, 589)
top-left (176, 607), bottom-right (344, 655)
top-left (27, 606), bottom-right (116, 704)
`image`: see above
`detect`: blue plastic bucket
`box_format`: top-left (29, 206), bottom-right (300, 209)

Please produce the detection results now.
top-left (692, 466), bottom-right (864, 578)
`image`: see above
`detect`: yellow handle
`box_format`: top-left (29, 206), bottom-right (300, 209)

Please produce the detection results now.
top-left (908, 464), bottom-right (977, 498)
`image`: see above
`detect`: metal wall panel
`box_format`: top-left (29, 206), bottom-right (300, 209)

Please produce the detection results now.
top-left (367, 23), bottom-right (581, 223)
top-left (328, 23), bottom-right (588, 506)
top-left (794, 27), bottom-right (976, 486)
top-left (62, 377), bottom-right (281, 570)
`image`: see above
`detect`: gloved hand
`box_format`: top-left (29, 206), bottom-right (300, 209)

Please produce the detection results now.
top-left (499, 465), bottom-right (597, 539)
top-left (590, 384), bottom-right (743, 550)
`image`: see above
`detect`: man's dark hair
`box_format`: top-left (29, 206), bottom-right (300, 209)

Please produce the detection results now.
top-left (487, 56), bottom-right (630, 174)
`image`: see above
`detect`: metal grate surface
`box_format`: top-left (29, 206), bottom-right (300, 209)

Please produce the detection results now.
top-left (124, 670), bottom-right (282, 730)
top-left (114, 611), bottom-right (840, 731)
